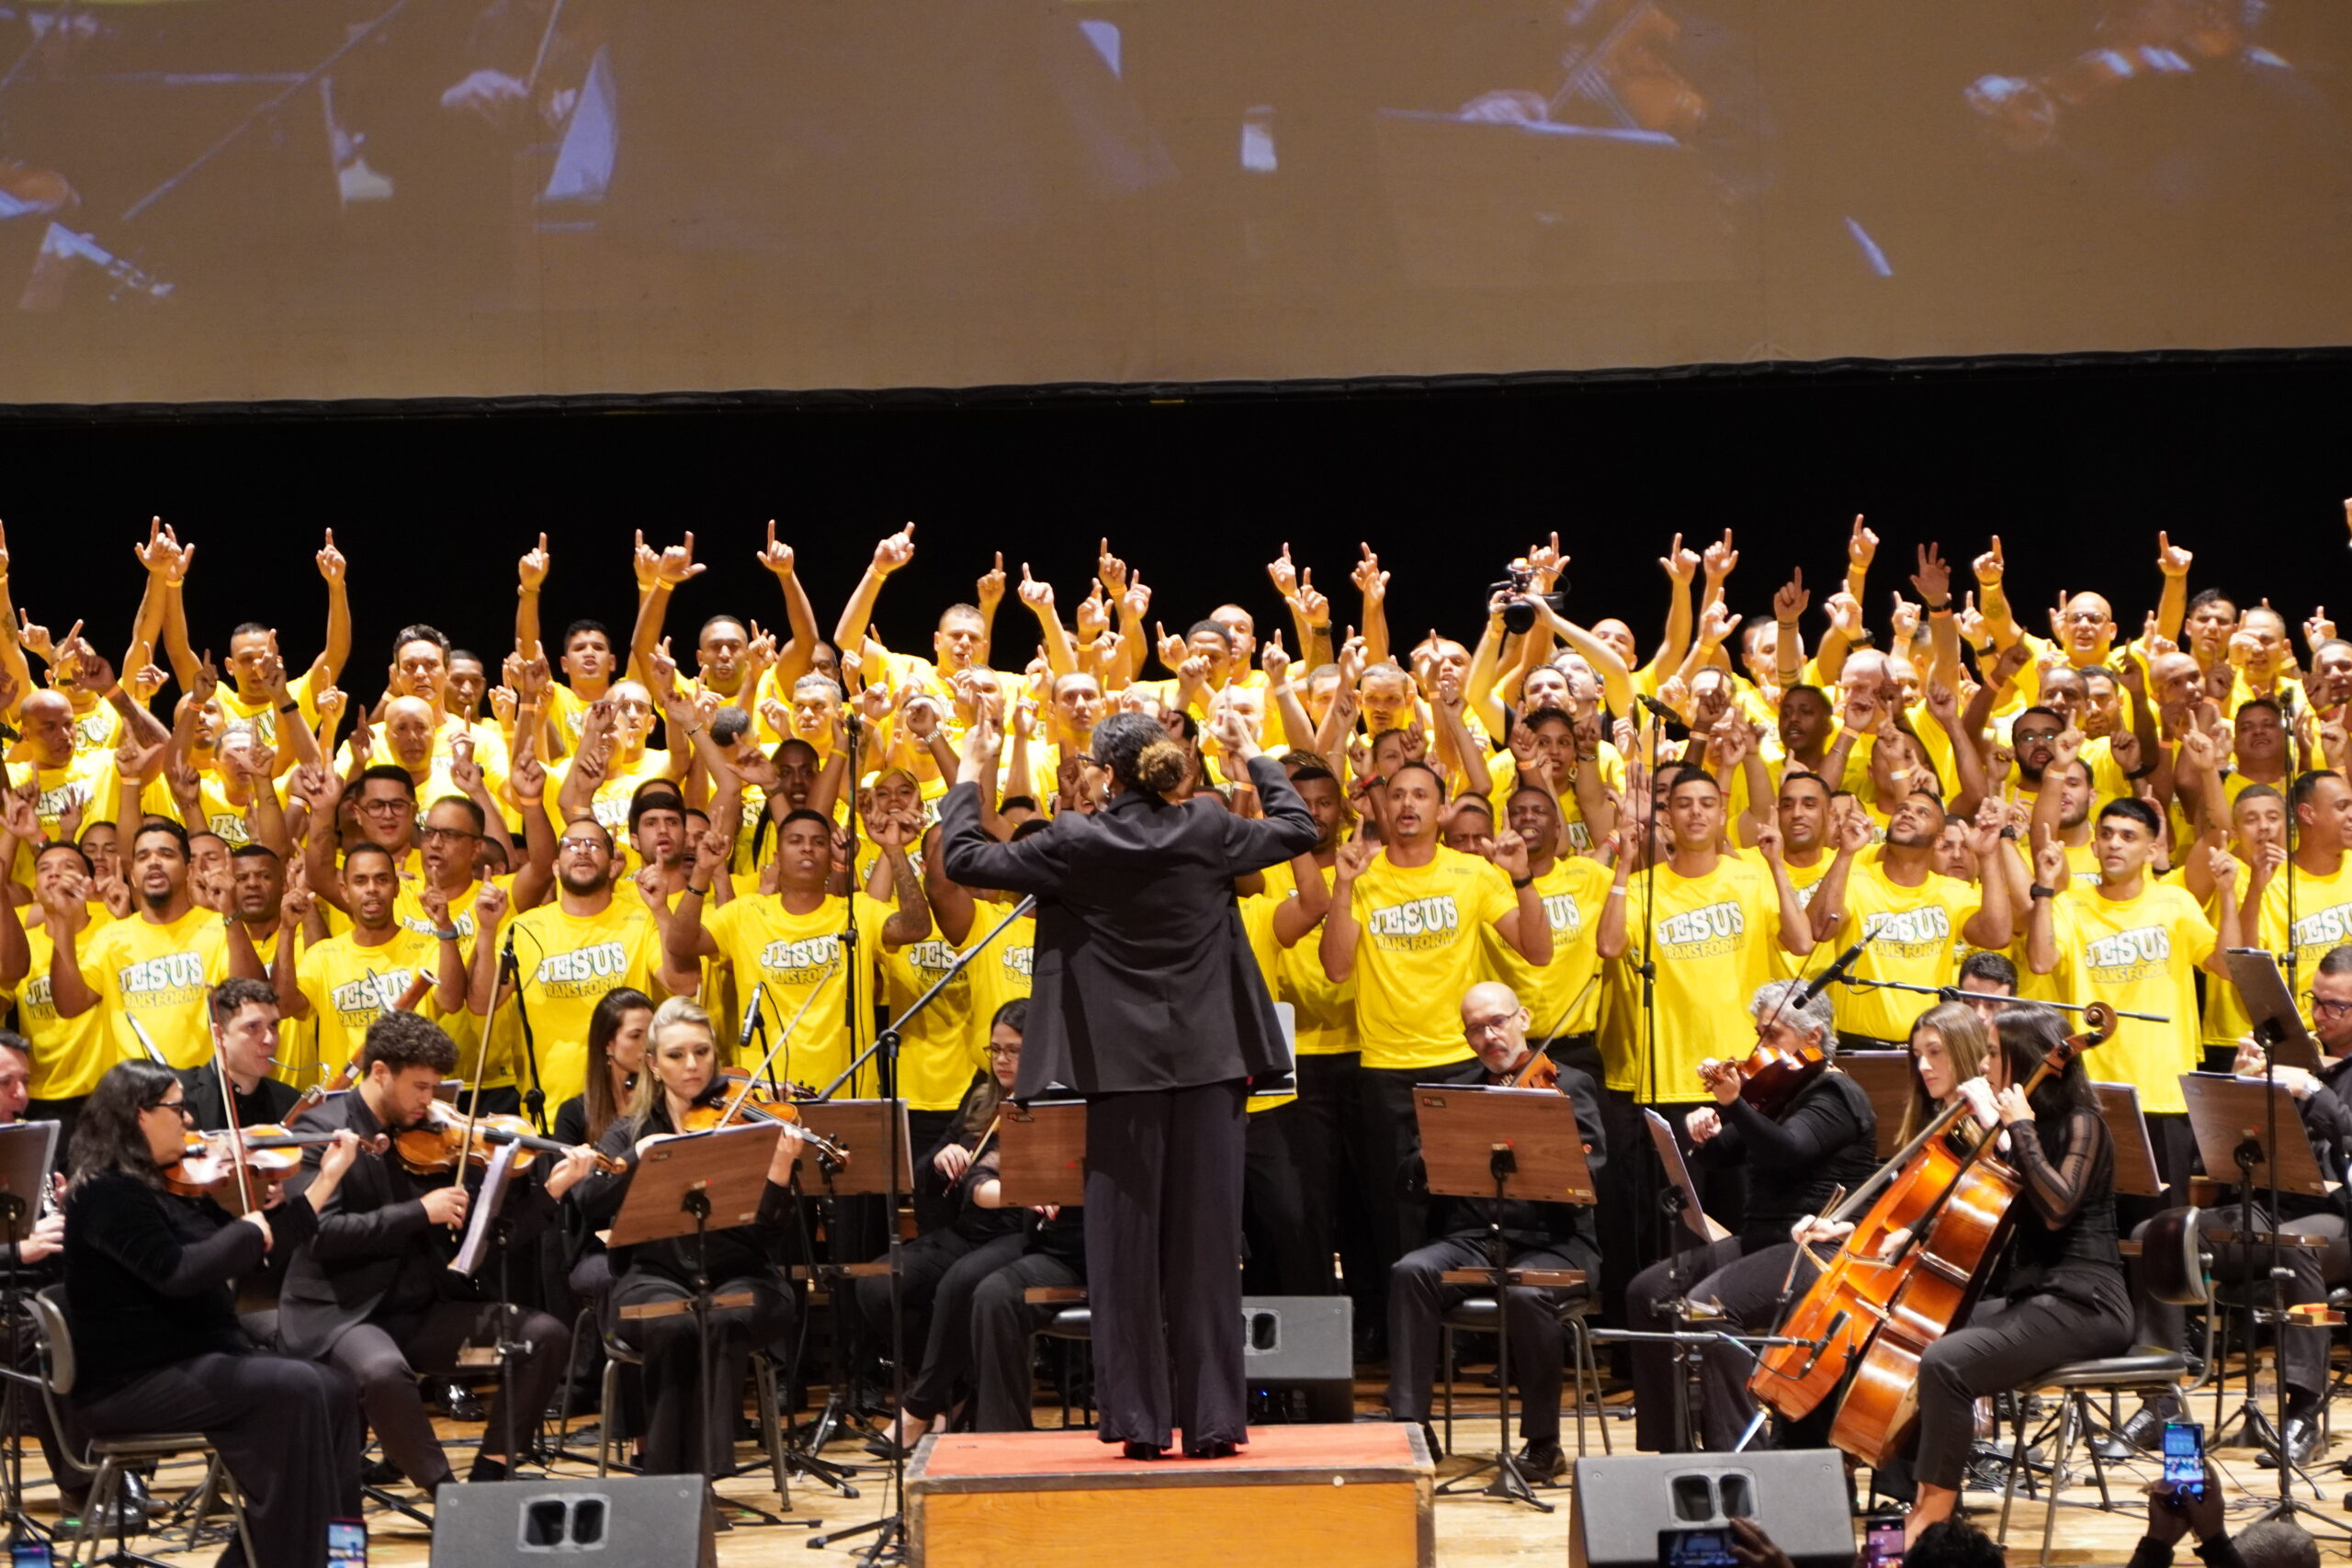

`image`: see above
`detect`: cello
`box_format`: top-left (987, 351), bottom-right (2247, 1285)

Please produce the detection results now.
top-left (1747, 1002), bottom-right (2115, 1462)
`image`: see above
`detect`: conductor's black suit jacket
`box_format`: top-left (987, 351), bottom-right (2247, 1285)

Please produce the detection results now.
top-left (938, 754), bottom-right (1320, 1098)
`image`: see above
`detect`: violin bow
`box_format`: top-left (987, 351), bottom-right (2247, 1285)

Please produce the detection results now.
top-left (524, 0), bottom-right (568, 96)
top-left (450, 996), bottom-right (499, 1196)
top-left (208, 1036), bottom-right (258, 1216)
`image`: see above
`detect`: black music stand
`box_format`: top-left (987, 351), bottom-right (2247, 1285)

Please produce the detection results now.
top-left (610, 1123), bottom-right (786, 1526)
top-left (2225, 950), bottom-right (2324, 1069)
top-left (0, 1122), bottom-right (55, 1549)
top-left (2178, 1071), bottom-right (2346, 1538)
top-left (1413, 1086), bottom-right (1592, 1510)
top-left (787, 1097), bottom-right (910, 1466)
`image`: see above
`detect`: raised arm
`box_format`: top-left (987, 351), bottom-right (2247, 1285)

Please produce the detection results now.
top-left (1317, 837), bottom-right (1372, 982)
top-left (832, 525), bottom-right (917, 662)
top-left (313, 529), bottom-right (351, 684)
top-left (755, 524), bottom-right (824, 689)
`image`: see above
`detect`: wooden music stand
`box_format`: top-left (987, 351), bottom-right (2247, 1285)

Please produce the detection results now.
top-left (1840, 1053), bottom-right (1914, 1160)
top-left (2178, 1075), bottom-right (2330, 1200)
top-left (1642, 1109), bottom-right (1730, 1245)
top-left (789, 1098), bottom-right (913, 1197)
top-left (2092, 1082), bottom-right (2165, 1199)
top-left (998, 1100), bottom-right (1087, 1209)
top-left (1413, 1086), bottom-right (1592, 1511)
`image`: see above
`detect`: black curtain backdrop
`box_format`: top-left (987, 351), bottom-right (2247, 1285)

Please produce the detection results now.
top-left (1, 352), bottom-right (2346, 700)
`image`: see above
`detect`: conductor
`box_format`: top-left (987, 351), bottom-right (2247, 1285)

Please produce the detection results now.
top-left (940, 705), bottom-right (1317, 1460)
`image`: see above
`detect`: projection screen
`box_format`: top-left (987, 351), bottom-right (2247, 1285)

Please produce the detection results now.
top-left (1, 0), bottom-right (2347, 405)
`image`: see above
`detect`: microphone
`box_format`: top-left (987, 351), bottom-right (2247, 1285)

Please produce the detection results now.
top-left (1797, 1309), bottom-right (1849, 1378)
top-left (1795, 936), bottom-right (1871, 1007)
top-left (1634, 694), bottom-right (1690, 738)
top-left (739, 986), bottom-right (763, 1050)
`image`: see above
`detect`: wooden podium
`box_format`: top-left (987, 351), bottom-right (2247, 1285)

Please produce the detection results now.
top-left (906, 1423), bottom-right (1433, 1567)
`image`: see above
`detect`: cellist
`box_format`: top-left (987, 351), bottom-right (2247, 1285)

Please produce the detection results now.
top-left (1623, 980), bottom-right (1878, 1453)
top-left (1800, 1006), bottom-right (2129, 1549)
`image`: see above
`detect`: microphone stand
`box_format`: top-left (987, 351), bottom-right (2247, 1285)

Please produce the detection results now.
top-left (502, 928), bottom-right (549, 1134)
top-left (806, 896), bottom-right (1035, 1568)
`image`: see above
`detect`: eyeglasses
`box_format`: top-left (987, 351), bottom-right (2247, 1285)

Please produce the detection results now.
top-left (558, 838), bottom-right (607, 854)
top-left (356, 798), bottom-right (412, 816)
top-left (419, 827), bottom-right (480, 844)
top-left (987, 1044), bottom-right (1023, 1058)
top-left (150, 1100), bottom-right (195, 1124)
top-left (2303, 994), bottom-right (2352, 1019)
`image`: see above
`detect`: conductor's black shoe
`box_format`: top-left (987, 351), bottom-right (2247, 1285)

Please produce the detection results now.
top-left (469, 1455), bottom-right (511, 1484)
top-left (1183, 1438), bottom-right (1240, 1461)
top-left (1409, 1419), bottom-right (1442, 1461)
top-left (1121, 1442), bottom-right (1164, 1461)
top-left (1519, 1440), bottom-right (1567, 1482)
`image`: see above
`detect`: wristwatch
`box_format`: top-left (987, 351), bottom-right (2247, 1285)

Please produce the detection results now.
top-left (2029, 883), bottom-right (2056, 901)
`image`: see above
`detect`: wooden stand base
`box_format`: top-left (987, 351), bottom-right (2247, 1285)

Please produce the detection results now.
top-left (906, 1424), bottom-right (1434, 1567)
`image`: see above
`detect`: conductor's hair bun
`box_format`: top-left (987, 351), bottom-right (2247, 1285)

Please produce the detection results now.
top-left (1134, 739), bottom-right (1190, 794)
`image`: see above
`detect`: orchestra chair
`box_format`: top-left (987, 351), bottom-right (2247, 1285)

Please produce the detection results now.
top-left (1438, 1293), bottom-right (1611, 1459)
top-left (1027, 1289), bottom-right (1095, 1429)
top-left (27, 1286), bottom-right (256, 1568)
top-left (1996, 1350), bottom-right (2193, 1567)
top-left (590, 1323), bottom-right (790, 1492)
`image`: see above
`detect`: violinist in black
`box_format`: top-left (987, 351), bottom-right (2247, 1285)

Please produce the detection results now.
top-left (1385, 982), bottom-right (1606, 1480)
top-left (865, 998), bottom-right (1032, 1454)
top-left (1624, 982), bottom-right (1879, 1454)
top-left (62, 1060), bottom-right (366, 1568)
top-left (568, 997), bottom-right (804, 1480)
top-left (179, 979), bottom-right (301, 1134)
top-left (1885, 1005), bottom-right (2129, 1550)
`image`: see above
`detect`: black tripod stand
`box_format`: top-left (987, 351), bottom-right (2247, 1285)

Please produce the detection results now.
top-left (804, 896), bottom-right (1035, 1566)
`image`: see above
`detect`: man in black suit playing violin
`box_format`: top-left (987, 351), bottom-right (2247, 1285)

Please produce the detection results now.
top-left (280, 1010), bottom-right (595, 1498)
top-left (179, 978), bottom-right (300, 1132)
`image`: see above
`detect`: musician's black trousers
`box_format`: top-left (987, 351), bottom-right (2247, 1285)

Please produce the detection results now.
top-left (323, 1301), bottom-right (570, 1489)
top-left (1913, 1276), bottom-right (2132, 1492)
top-left (610, 1270), bottom-right (793, 1478)
top-left (1625, 1238), bottom-right (1820, 1453)
top-left (1385, 1235), bottom-right (1590, 1446)
top-left (1083, 1079), bottom-right (1249, 1450)
top-left (896, 1231), bottom-right (1028, 1422)
top-left (75, 1351), bottom-right (361, 1568)
top-left (971, 1250), bottom-right (1086, 1431)
top-left (2128, 1206), bottom-right (2349, 1402)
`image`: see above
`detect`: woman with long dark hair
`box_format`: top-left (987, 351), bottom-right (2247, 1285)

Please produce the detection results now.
top-left (555, 987), bottom-right (654, 1153)
top-left (1898, 1005), bottom-right (2130, 1546)
top-left (566, 997), bottom-right (804, 1478)
top-left (62, 1059), bottom-right (368, 1568)
top-left (941, 705), bottom-right (1317, 1461)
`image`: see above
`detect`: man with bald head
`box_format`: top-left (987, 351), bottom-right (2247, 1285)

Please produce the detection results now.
top-left (1384, 980), bottom-right (1605, 1479)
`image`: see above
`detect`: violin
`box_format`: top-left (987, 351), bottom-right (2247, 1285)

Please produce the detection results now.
top-left (1551, 0), bottom-right (1708, 140)
top-left (1965, 4), bottom-right (2247, 152)
top-left (1510, 1051), bottom-right (1562, 1091)
top-left (393, 1104), bottom-right (625, 1177)
top-left (163, 1126), bottom-right (385, 1208)
top-left (675, 1068), bottom-right (851, 1168)
top-left (1748, 1002), bottom-right (2116, 1464)
top-left (1697, 1030), bottom-right (1827, 1119)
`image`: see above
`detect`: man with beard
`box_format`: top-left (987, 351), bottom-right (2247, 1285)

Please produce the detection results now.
top-left (305, 766), bottom-right (425, 903)
top-left (1323, 761), bottom-right (1549, 1296)
top-left (282, 1010), bottom-right (594, 1499)
top-left (1808, 791), bottom-right (2012, 1052)
top-left (1770, 770), bottom-right (1841, 929)
top-left (280, 842), bottom-right (467, 1085)
top-left (48, 819), bottom-right (262, 1069)
top-left (480, 818), bottom-right (678, 1112)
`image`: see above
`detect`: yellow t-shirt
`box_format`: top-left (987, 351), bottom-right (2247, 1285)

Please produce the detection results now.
top-left (1620, 855), bottom-right (1785, 1103)
top-left (2048, 881), bottom-right (2218, 1115)
top-left (546, 750), bottom-right (676, 847)
top-left (2256, 855), bottom-right (2352, 987)
top-left (5, 750), bottom-right (125, 888)
top-left (76, 907), bottom-right (233, 1069)
top-left (1483, 856), bottom-right (1611, 1041)
top-left (702, 893), bottom-right (892, 1096)
top-left (499, 898), bottom-right (665, 1108)
top-left (1345, 846), bottom-right (1517, 1073)
top-left (17, 926), bottom-right (118, 1100)
top-left (1769, 852), bottom-right (1838, 981)
top-left (1823, 862), bottom-right (1982, 1043)
top-left (1275, 863), bottom-right (1355, 1057)
top-left (296, 928), bottom-right (449, 1083)
top-left (67, 698), bottom-right (122, 760)
top-left (1485, 744), bottom-right (1625, 856)
top-left (878, 931), bottom-right (979, 1113)
top-left (963, 899), bottom-right (1035, 1070)
top-left (216, 670), bottom-right (319, 753)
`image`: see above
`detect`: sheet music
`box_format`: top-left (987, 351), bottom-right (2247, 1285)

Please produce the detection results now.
top-left (451, 1144), bottom-right (517, 1278)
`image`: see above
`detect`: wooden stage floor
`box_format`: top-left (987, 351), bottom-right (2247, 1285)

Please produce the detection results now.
top-left (26, 1373), bottom-right (2352, 1564)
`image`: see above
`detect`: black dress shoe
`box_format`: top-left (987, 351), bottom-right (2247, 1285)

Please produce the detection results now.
top-left (1408, 1419), bottom-right (1442, 1461)
top-left (2257, 1414), bottom-right (2322, 1471)
top-left (431, 1380), bottom-right (486, 1423)
top-left (361, 1458), bottom-right (404, 1487)
top-left (1122, 1441), bottom-right (1164, 1461)
top-left (1183, 1439), bottom-right (1239, 1460)
top-left (1519, 1440), bottom-right (1566, 1483)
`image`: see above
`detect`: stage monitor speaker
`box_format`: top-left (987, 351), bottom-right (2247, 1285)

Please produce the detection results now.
top-left (1241, 1294), bottom-right (1353, 1425)
top-left (1569, 1450), bottom-right (1855, 1568)
top-left (430, 1474), bottom-right (715, 1567)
